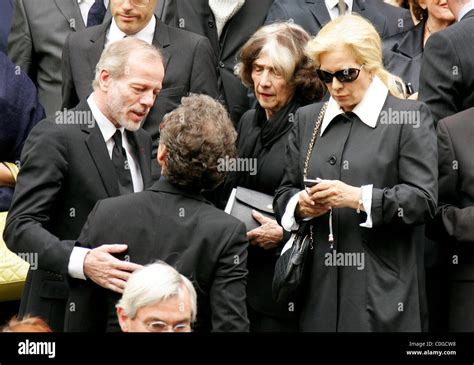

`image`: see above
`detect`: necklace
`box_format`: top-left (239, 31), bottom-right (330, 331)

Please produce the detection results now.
top-left (426, 24), bottom-right (432, 34)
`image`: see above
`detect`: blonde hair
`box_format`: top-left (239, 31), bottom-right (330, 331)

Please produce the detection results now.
top-left (306, 14), bottom-right (406, 98)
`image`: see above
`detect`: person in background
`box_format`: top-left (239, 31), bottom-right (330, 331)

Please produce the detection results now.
top-left (163, 0), bottom-right (274, 125)
top-left (264, 0), bottom-right (414, 40)
top-left (274, 15), bottom-right (437, 332)
top-left (7, 0), bottom-right (110, 116)
top-left (218, 22), bottom-right (323, 331)
top-left (117, 261), bottom-right (197, 333)
top-left (418, 0), bottom-right (474, 123)
top-left (384, 0), bottom-right (454, 96)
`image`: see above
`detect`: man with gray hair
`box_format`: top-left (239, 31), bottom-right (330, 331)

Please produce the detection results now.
top-left (117, 261), bottom-right (197, 332)
top-left (4, 38), bottom-right (163, 331)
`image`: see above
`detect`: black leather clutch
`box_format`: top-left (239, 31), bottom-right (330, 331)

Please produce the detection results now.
top-left (224, 187), bottom-right (275, 231)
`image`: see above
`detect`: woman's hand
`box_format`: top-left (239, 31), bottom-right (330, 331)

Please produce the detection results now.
top-left (0, 163), bottom-right (16, 187)
top-left (307, 180), bottom-right (361, 210)
top-left (296, 189), bottom-right (331, 219)
top-left (247, 210), bottom-right (283, 250)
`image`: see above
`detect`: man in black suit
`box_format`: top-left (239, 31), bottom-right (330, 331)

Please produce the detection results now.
top-left (426, 107), bottom-right (474, 331)
top-left (264, 0), bottom-right (413, 39)
top-left (165, 0), bottom-right (274, 124)
top-left (65, 94), bottom-right (250, 332)
top-left (62, 0), bottom-right (219, 179)
top-left (419, 0), bottom-right (474, 124)
top-left (3, 38), bottom-right (163, 331)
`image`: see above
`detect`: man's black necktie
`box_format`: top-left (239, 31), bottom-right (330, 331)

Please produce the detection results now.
top-left (87, 0), bottom-right (107, 27)
top-left (112, 130), bottom-right (134, 195)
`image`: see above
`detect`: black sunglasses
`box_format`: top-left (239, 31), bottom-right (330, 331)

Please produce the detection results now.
top-left (317, 66), bottom-right (363, 84)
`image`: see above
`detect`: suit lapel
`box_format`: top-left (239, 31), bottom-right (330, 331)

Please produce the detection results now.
top-left (153, 19), bottom-right (171, 72)
top-left (395, 21), bottom-right (424, 59)
top-left (354, 0), bottom-right (386, 37)
top-left (77, 101), bottom-right (120, 197)
top-left (125, 131), bottom-right (152, 188)
top-left (54, 0), bottom-right (85, 31)
top-left (306, 0), bottom-right (331, 31)
top-left (87, 21), bottom-right (110, 77)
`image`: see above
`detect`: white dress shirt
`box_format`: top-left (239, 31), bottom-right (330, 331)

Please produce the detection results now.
top-left (458, 0), bottom-right (474, 21)
top-left (105, 14), bottom-right (156, 47)
top-left (325, 0), bottom-right (354, 19)
top-left (281, 76), bottom-right (389, 233)
top-left (68, 93), bottom-right (144, 280)
top-left (77, 0), bottom-right (109, 27)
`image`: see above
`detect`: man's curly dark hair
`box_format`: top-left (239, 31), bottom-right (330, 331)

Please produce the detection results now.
top-left (159, 94), bottom-right (237, 192)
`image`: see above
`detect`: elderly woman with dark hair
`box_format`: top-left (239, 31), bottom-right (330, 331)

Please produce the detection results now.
top-left (274, 15), bottom-right (437, 332)
top-left (218, 22), bottom-right (324, 331)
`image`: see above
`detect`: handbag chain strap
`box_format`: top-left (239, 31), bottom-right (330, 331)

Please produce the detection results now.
top-left (301, 102), bottom-right (328, 248)
top-left (303, 102), bottom-right (328, 180)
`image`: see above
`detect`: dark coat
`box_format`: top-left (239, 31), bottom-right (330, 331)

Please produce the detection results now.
top-left (0, 0), bottom-right (13, 54)
top-left (61, 18), bottom-right (219, 158)
top-left (419, 10), bottom-right (474, 124)
top-left (274, 97), bottom-right (438, 331)
top-left (165, 0), bottom-right (274, 124)
top-left (64, 179), bottom-right (250, 332)
top-left (220, 102), bottom-right (300, 324)
top-left (426, 107), bottom-right (474, 331)
top-left (383, 20), bottom-right (424, 93)
top-left (264, 0), bottom-right (413, 38)
top-left (0, 52), bottom-right (44, 211)
top-left (3, 101), bottom-right (152, 331)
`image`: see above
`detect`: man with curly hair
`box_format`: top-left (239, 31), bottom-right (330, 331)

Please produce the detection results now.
top-left (64, 94), bottom-right (250, 332)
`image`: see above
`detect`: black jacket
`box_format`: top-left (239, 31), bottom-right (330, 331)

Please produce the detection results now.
top-left (274, 97), bottom-right (437, 331)
top-left (64, 179), bottom-right (250, 332)
top-left (4, 101), bottom-right (152, 331)
top-left (419, 10), bottom-right (474, 124)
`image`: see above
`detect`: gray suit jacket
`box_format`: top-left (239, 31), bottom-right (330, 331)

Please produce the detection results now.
top-left (7, 0), bottom-right (167, 117)
top-left (61, 18), bottom-right (219, 160)
top-left (264, 0), bottom-right (413, 38)
top-left (419, 10), bottom-right (474, 124)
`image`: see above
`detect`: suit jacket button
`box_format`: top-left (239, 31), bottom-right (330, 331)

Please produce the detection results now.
top-left (219, 61), bottom-right (225, 68)
top-left (208, 20), bottom-right (214, 28)
top-left (328, 156), bottom-right (337, 165)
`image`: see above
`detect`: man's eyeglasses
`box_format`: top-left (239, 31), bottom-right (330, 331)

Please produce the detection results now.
top-left (117, 0), bottom-right (150, 7)
top-left (317, 66), bottom-right (364, 84)
top-left (145, 320), bottom-right (191, 333)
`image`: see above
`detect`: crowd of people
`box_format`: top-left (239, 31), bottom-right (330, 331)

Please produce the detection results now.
top-left (0, 0), bottom-right (473, 333)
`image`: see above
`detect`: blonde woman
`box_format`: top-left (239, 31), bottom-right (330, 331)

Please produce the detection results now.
top-left (274, 15), bottom-right (438, 332)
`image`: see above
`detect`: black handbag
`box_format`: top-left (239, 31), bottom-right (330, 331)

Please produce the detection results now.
top-left (224, 186), bottom-right (275, 231)
top-left (272, 102), bottom-right (328, 304)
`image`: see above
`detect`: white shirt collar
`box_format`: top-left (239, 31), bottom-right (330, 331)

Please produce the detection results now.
top-left (320, 75), bottom-right (389, 135)
top-left (87, 93), bottom-right (123, 142)
top-left (107, 15), bottom-right (156, 46)
top-left (458, 0), bottom-right (474, 21)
